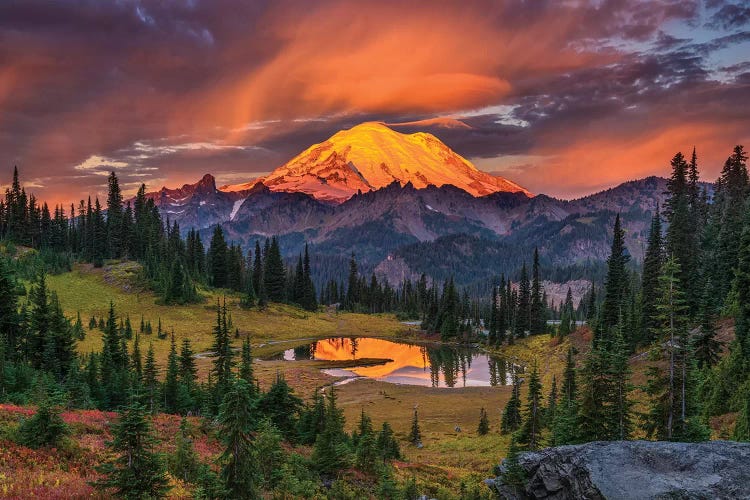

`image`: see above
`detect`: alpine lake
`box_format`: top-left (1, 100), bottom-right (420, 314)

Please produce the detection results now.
top-left (263, 336), bottom-right (522, 389)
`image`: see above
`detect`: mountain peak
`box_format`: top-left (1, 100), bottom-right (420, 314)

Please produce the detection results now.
top-left (224, 121), bottom-right (531, 203)
top-left (195, 173), bottom-right (216, 193)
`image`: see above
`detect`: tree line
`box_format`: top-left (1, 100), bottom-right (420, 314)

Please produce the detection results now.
top-left (496, 146), bottom-right (750, 473)
top-left (0, 168), bottom-right (320, 311)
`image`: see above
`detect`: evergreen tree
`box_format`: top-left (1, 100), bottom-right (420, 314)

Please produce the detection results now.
top-left (163, 333), bottom-right (179, 413)
top-left (354, 410), bottom-right (377, 472)
top-left (238, 335), bottom-right (256, 392)
top-left (292, 255), bottom-right (304, 304)
top-left (641, 205), bottom-right (664, 345)
top-left (258, 373), bottom-right (302, 440)
top-left (715, 146), bottom-right (748, 299)
top-left (515, 263), bottom-right (531, 337)
top-left (585, 285), bottom-right (597, 324)
top-left (733, 195), bottom-right (750, 363)
top-left (599, 214), bottom-right (629, 338)
top-left (516, 362), bottom-right (543, 451)
top-left (298, 389), bottom-right (326, 445)
top-left (218, 378), bottom-right (258, 499)
top-left (0, 258), bottom-right (19, 357)
top-left (164, 260), bottom-right (191, 305)
top-left (263, 237), bottom-right (287, 302)
top-left (243, 267), bottom-right (257, 308)
top-left (610, 329), bottom-right (633, 441)
top-left (105, 172), bottom-right (124, 259)
top-left (644, 256), bottom-right (705, 441)
top-left (665, 152), bottom-right (698, 312)
top-left (561, 347), bottom-right (577, 403)
top-left (558, 288), bottom-right (575, 337)
top-left (312, 387), bottom-right (350, 473)
top-left (17, 400), bottom-right (69, 449)
top-left (72, 311), bottom-right (84, 340)
top-left (477, 407), bottom-right (490, 435)
top-left (500, 438), bottom-right (527, 489)
top-left (501, 373), bottom-right (523, 434)
top-left (91, 198), bottom-right (106, 267)
top-left (168, 417), bottom-right (200, 484)
top-left (408, 407), bottom-right (422, 445)
top-left (346, 253), bottom-right (359, 309)
top-left (578, 331), bottom-right (633, 442)
top-left (252, 241), bottom-right (266, 307)
top-left (530, 248), bottom-right (546, 334)
top-left (437, 277), bottom-right (460, 340)
top-left (694, 278), bottom-right (721, 369)
top-left (208, 225), bottom-right (229, 288)
top-left (301, 243), bottom-right (318, 311)
top-left (178, 338), bottom-right (197, 389)
top-left (95, 399), bottom-right (171, 499)
top-left (100, 302), bottom-right (127, 409)
top-left (488, 287), bottom-right (499, 346)
top-left (26, 272), bottom-right (51, 368)
top-left (211, 299), bottom-right (233, 407)
top-left (376, 422), bottom-right (401, 461)
top-left (552, 351), bottom-right (580, 446)
top-left (734, 385), bottom-right (750, 441)
top-left (546, 375), bottom-right (558, 425)
top-left (577, 340), bottom-right (611, 442)
top-left (130, 332), bottom-right (142, 384)
top-left (403, 476), bottom-right (419, 500)
top-left (143, 344), bottom-right (158, 413)
top-left (254, 419), bottom-right (286, 490)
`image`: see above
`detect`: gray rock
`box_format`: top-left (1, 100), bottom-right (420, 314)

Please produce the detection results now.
top-left (489, 440), bottom-right (750, 500)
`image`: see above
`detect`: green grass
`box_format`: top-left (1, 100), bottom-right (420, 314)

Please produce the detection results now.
top-left (46, 263), bottom-right (407, 367)
top-left (45, 263), bottom-right (578, 496)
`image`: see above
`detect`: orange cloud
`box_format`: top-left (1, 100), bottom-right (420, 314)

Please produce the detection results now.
top-left (3, 0), bottom-right (746, 204)
top-left (188, 1), bottom-right (613, 142)
top-left (501, 121), bottom-right (750, 198)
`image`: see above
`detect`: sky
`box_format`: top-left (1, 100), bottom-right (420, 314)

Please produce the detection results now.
top-left (1, 0), bottom-right (749, 204)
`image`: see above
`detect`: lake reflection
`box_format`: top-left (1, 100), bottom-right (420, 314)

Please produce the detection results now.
top-left (279, 337), bottom-right (521, 388)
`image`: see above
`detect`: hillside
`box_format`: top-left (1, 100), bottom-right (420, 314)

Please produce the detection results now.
top-left (46, 262), bottom-right (406, 364)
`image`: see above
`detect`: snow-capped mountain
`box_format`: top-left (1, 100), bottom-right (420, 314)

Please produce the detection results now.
top-left (136, 123), bottom-right (688, 288)
top-left (221, 121), bottom-right (531, 203)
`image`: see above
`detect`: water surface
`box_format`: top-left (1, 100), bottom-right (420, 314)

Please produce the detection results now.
top-left (275, 337), bottom-right (521, 388)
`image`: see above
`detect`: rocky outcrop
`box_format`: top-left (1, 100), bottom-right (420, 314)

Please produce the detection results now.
top-left (488, 440), bottom-right (750, 500)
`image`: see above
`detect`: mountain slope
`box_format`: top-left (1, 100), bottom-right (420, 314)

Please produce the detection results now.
top-left (222, 122), bottom-right (531, 202)
top-left (154, 173), bottom-right (673, 277)
top-left (142, 174), bottom-right (250, 229)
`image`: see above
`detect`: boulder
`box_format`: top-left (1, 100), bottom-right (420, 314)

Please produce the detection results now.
top-left (487, 440), bottom-right (750, 499)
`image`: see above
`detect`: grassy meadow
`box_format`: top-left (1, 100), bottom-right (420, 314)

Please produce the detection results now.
top-left (37, 261), bottom-right (640, 496)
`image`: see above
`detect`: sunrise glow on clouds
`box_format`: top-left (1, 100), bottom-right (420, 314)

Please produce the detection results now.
top-left (0, 0), bottom-right (749, 203)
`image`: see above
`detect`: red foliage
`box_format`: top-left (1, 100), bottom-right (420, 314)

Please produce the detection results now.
top-left (0, 405), bottom-right (223, 497)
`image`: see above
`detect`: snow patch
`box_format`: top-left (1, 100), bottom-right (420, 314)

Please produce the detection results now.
top-left (229, 198), bottom-right (245, 221)
top-left (200, 200), bottom-right (206, 206)
top-left (425, 204), bottom-right (438, 212)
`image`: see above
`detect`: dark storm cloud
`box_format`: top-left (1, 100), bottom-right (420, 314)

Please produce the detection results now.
top-left (0, 0), bottom-right (748, 200)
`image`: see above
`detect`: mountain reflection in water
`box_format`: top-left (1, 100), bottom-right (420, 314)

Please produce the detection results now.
top-left (279, 337), bottom-right (521, 388)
